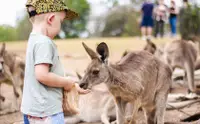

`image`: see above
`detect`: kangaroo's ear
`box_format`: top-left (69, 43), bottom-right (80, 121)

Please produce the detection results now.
top-left (122, 50), bottom-right (129, 58)
top-left (82, 42), bottom-right (98, 60)
top-left (146, 38), bottom-right (152, 44)
top-left (96, 42), bottom-right (109, 63)
top-left (76, 72), bottom-right (82, 80)
top-left (147, 39), bottom-right (156, 48)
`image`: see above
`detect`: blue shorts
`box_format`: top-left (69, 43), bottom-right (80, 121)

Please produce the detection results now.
top-left (23, 114), bottom-right (29, 124)
top-left (23, 112), bottom-right (64, 124)
top-left (141, 16), bottom-right (154, 27)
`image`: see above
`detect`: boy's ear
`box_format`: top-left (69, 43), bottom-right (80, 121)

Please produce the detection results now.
top-left (47, 14), bottom-right (55, 25)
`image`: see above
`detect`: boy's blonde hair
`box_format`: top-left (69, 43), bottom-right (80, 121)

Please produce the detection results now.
top-left (27, 6), bottom-right (47, 23)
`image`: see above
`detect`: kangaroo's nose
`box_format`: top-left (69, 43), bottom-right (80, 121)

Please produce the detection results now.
top-left (79, 83), bottom-right (88, 89)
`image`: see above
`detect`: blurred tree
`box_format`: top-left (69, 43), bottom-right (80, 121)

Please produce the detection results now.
top-left (101, 5), bottom-right (140, 37)
top-left (62, 0), bottom-right (90, 38)
top-left (179, 5), bottom-right (200, 54)
top-left (179, 5), bottom-right (200, 40)
top-left (0, 25), bottom-right (17, 42)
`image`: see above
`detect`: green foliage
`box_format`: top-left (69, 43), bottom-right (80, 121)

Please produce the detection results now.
top-left (62, 0), bottom-right (90, 38)
top-left (102, 6), bottom-right (140, 37)
top-left (130, 0), bottom-right (146, 5)
top-left (0, 25), bottom-right (17, 42)
top-left (179, 5), bottom-right (200, 40)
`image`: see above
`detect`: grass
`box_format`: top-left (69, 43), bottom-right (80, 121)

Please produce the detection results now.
top-left (1, 36), bottom-right (175, 53)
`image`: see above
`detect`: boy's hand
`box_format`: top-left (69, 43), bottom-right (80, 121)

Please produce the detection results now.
top-left (75, 83), bottom-right (91, 94)
top-left (63, 76), bottom-right (78, 91)
top-left (63, 76), bottom-right (90, 94)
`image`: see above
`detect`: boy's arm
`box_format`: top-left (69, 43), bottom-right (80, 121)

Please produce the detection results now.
top-left (34, 42), bottom-right (90, 94)
top-left (35, 63), bottom-right (75, 90)
top-left (35, 64), bottom-right (90, 94)
top-left (33, 42), bottom-right (73, 89)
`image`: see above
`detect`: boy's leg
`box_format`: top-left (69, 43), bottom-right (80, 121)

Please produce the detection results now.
top-left (26, 112), bottom-right (64, 124)
top-left (23, 114), bottom-right (30, 124)
top-left (51, 112), bottom-right (65, 124)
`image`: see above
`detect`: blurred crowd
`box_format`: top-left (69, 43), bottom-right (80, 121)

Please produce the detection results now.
top-left (140, 0), bottom-right (190, 40)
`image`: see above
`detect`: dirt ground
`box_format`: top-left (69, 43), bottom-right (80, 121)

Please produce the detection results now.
top-left (1, 37), bottom-right (200, 124)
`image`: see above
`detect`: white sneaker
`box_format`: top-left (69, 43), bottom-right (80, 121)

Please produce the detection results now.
top-left (141, 36), bottom-right (146, 41)
top-left (147, 35), bottom-right (152, 40)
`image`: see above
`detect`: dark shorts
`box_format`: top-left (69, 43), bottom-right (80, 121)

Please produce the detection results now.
top-left (141, 16), bottom-right (154, 27)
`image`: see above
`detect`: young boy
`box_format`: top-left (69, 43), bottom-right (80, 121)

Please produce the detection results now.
top-left (21, 0), bottom-right (90, 123)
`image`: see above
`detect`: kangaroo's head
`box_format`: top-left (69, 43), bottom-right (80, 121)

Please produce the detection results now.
top-left (79, 42), bottom-right (110, 89)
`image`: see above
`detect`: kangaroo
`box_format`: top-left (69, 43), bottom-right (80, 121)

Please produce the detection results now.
top-left (0, 43), bottom-right (25, 110)
top-left (144, 39), bottom-right (198, 93)
top-left (79, 42), bottom-right (172, 124)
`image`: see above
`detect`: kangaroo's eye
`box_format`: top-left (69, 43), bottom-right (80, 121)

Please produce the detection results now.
top-left (92, 69), bottom-right (99, 75)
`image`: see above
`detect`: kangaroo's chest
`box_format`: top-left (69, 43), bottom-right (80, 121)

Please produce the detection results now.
top-left (109, 86), bottom-right (137, 102)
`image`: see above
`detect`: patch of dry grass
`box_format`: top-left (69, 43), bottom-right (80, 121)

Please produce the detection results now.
top-left (0, 37), bottom-right (178, 73)
top-left (1, 37), bottom-right (174, 54)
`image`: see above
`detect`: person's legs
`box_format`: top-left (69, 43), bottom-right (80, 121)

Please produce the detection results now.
top-left (141, 16), bottom-right (147, 40)
top-left (158, 21), bottom-right (162, 37)
top-left (141, 27), bottom-right (146, 37)
top-left (147, 27), bottom-right (152, 39)
top-left (160, 21), bottom-right (164, 38)
top-left (169, 17), bottom-right (173, 35)
top-left (172, 17), bottom-right (177, 35)
top-left (141, 26), bottom-right (147, 40)
top-left (147, 17), bottom-right (153, 39)
top-left (154, 21), bottom-right (159, 38)
top-left (170, 17), bottom-right (177, 37)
